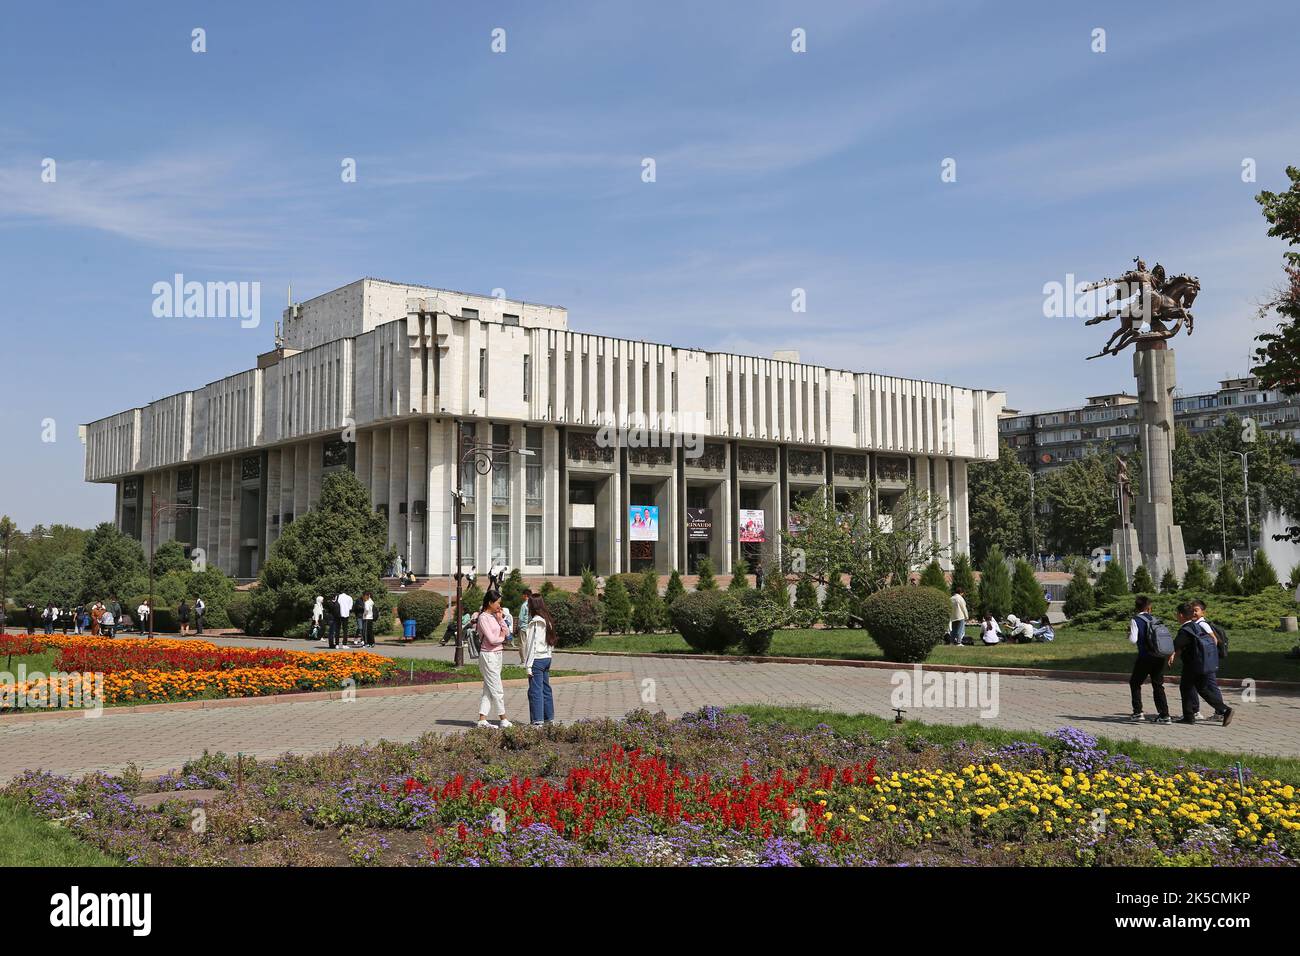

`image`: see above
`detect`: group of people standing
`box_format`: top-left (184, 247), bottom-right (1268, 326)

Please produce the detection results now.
top-left (310, 591), bottom-right (378, 649)
top-left (471, 586), bottom-right (557, 728)
top-left (1129, 595), bottom-right (1235, 726)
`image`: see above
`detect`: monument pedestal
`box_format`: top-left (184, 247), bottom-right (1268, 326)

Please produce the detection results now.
top-left (1121, 341), bottom-right (1188, 583)
top-left (1112, 525), bottom-right (1140, 580)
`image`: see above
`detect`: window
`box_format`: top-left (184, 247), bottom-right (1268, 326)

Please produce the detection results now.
top-left (461, 308), bottom-right (479, 319)
top-left (526, 426), bottom-right (543, 505)
top-left (705, 376), bottom-right (712, 421)
top-left (491, 515), bottom-right (510, 566)
top-left (492, 424), bottom-right (510, 506)
top-left (479, 348), bottom-right (488, 399)
top-left (523, 354), bottom-right (532, 402)
top-left (502, 313), bottom-right (520, 326)
top-left (460, 426), bottom-right (476, 501)
top-left (526, 515), bottom-right (543, 566)
top-left (458, 518), bottom-right (475, 565)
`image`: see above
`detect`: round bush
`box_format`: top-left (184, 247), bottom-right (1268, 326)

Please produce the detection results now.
top-left (860, 585), bottom-right (950, 663)
top-left (669, 590), bottom-right (731, 653)
top-left (545, 591), bottom-right (601, 647)
top-left (225, 591), bottom-right (254, 630)
top-left (396, 590), bottom-right (448, 639)
top-left (717, 589), bottom-right (777, 656)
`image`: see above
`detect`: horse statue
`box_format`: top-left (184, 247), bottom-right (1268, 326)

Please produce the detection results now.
top-left (1079, 259), bottom-right (1199, 359)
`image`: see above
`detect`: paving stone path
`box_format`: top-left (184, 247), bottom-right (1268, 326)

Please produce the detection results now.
top-left (2, 634), bottom-right (1297, 782)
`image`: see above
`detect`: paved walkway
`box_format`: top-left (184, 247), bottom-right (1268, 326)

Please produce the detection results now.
top-left (3, 634), bottom-right (1298, 782)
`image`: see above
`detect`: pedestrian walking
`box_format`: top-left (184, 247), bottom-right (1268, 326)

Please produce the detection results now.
top-left (1173, 601), bottom-right (1234, 726)
top-left (326, 593), bottom-right (343, 649)
top-left (24, 603), bottom-right (36, 636)
top-left (474, 589), bottom-right (512, 728)
top-left (42, 602), bottom-right (54, 635)
top-left (107, 597), bottom-right (122, 638)
top-left (311, 595), bottom-right (326, 644)
top-left (336, 591), bottom-right (354, 647)
top-left (524, 593), bottom-right (557, 726)
top-left (1127, 595), bottom-right (1172, 723)
top-left (137, 600), bottom-right (152, 635)
top-left (194, 597), bottom-right (206, 635)
top-left (949, 587), bottom-right (969, 646)
top-left (177, 599), bottom-right (190, 636)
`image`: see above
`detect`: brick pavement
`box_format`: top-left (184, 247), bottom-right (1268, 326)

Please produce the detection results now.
top-left (2, 634), bottom-right (1297, 782)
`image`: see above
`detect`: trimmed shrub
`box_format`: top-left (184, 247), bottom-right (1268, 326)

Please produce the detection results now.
top-left (461, 583), bottom-right (486, 618)
top-left (545, 591), bottom-right (601, 647)
top-left (396, 590), bottom-right (448, 639)
top-left (763, 565), bottom-right (790, 609)
top-left (793, 577), bottom-right (820, 626)
top-left (1066, 587), bottom-right (1296, 632)
top-left (919, 560), bottom-right (947, 591)
top-left (225, 591), bottom-right (254, 631)
top-left (539, 580), bottom-right (557, 599)
top-left (728, 561), bottom-right (750, 591)
top-left (1131, 566), bottom-right (1155, 594)
top-left (1242, 552), bottom-right (1280, 595)
top-left (1182, 560), bottom-right (1212, 592)
top-left (695, 557), bottom-right (717, 591)
top-left (500, 568), bottom-right (526, 609)
top-left (860, 585), bottom-right (950, 663)
top-left (1159, 569), bottom-right (1180, 594)
top-left (601, 576), bottom-right (632, 633)
top-left (717, 589), bottom-right (782, 656)
top-left (579, 567), bottom-right (598, 596)
top-left (1094, 559), bottom-right (1129, 604)
top-left (669, 589), bottom-right (730, 653)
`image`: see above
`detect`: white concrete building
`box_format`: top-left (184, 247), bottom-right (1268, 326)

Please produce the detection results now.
top-left (83, 278), bottom-right (1004, 579)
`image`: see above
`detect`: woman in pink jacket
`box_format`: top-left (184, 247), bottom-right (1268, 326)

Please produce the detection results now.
top-left (474, 590), bottom-right (513, 728)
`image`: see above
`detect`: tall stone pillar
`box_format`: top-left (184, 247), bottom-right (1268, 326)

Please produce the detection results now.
top-left (1117, 341), bottom-right (1187, 582)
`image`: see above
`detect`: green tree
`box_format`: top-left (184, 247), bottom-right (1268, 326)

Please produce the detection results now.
top-left (822, 572), bottom-right (851, 628)
top-left (1251, 166), bottom-right (1300, 401)
top-left (1011, 558), bottom-right (1048, 620)
top-left (150, 540), bottom-right (191, 578)
top-left (919, 559), bottom-right (947, 591)
top-left (602, 575), bottom-right (632, 633)
top-left (695, 557), bottom-right (717, 590)
top-left (977, 546), bottom-right (1013, 620)
top-left (729, 560), bottom-right (750, 591)
top-left (793, 577), bottom-right (820, 625)
top-left (1040, 455), bottom-right (1120, 555)
top-left (632, 570), bottom-right (665, 633)
top-left (1241, 551), bottom-right (1280, 595)
top-left (763, 564), bottom-right (790, 608)
top-left (1182, 560), bottom-right (1213, 592)
top-left (1213, 562), bottom-right (1243, 596)
top-left (950, 553), bottom-right (976, 598)
top-left (967, 442), bottom-right (1035, 562)
top-left (1159, 569), bottom-right (1180, 593)
top-left (246, 472), bottom-right (392, 635)
top-left (462, 582), bottom-right (486, 618)
top-left (1131, 566), bottom-right (1155, 594)
top-left (1094, 559), bottom-right (1129, 604)
top-left (81, 522), bottom-right (147, 604)
top-left (500, 568), bottom-right (526, 609)
top-left (664, 568), bottom-right (686, 607)
top-left (539, 580), bottom-right (557, 599)
top-left (579, 567), bottom-right (597, 596)
top-left (1062, 560), bottom-right (1095, 618)
top-left (19, 552), bottom-right (87, 609)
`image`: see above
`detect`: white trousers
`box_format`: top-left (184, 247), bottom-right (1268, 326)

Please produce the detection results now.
top-left (478, 650), bottom-right (505, 716)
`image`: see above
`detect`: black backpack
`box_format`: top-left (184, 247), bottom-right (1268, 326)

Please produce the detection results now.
top-left (1208, 621), bottom-right (1229, 659)
top-left (1139, 613), bottom-right (1175, 656)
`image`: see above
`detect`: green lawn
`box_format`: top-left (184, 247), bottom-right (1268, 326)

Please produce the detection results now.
top-left (570, 627), bottom-right (1300, 681)
top-left (0, 797), bottom-right (119, 866)
top-left (735, 704), bottom-right (1300, 786)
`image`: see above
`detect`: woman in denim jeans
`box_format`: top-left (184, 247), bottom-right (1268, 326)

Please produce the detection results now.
top-left (524, 594), bottom-right (557, 726)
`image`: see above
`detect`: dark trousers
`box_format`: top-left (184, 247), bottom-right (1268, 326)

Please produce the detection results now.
top-left (1180, 670), bottom-right (1228, 720)
top-left (1129, 655), bottom-right (1169, 716)
top-left (195, 614), bottom-right (203, 635)
top-left (361, 619), bottom-right (374, 646)
top-left (328, 617), bottom-right (341, 648)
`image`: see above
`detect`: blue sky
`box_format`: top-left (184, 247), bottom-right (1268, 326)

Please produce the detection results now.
top-left (2, 0), bottom-right (1298, 528)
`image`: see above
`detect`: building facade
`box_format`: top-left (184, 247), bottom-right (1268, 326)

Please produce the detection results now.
top-left (83, 278), bottom-right (1005, 579)
top-left (1000, 377), bottom-right (1300, 473)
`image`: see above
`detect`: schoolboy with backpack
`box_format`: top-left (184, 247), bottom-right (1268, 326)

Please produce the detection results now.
top-left (1173, 601), bottom-right (1234, 726)
top-left (1127, 595), bottom-right (1173, 723)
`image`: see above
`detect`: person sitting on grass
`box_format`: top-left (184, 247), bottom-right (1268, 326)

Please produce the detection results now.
top-left (1005, 614), bottom-right (1035, 644)
top-left (1031, 618), bottom-right (1055, 642)
top-left (979, 612), bottom-right (1001, 645)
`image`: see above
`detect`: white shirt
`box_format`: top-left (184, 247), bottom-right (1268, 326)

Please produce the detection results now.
top-left (337, 593), bottom-right (354, 617)
top-left (137, 604), bottom-right (150, 619)
top-left (363, 599), bottom-right (374, 620)
top-left (1012, 621), bottom-right (1034, 641)
top-left (980, 619), bottom-right (1001, 643)
top-left (524, 617), bottom-right (553, 669)
top-left (312, 600), bottom-right (325, 623)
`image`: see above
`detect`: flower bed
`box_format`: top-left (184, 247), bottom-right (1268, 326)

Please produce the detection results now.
top-left (0, 636), bottom-right (394, 709)
top-left (5, 709), bottom-right (1297, 866)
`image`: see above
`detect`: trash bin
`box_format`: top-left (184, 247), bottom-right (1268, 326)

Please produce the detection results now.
top-left (1282, 616), bottom-right (1298, 633)
top-left (403, 618), bottom-right (418, 640)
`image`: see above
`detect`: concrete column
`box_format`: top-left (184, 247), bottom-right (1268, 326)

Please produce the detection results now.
top-left (407, 420), bottom-right (427, 574)
top-left (951, 458), bottom-right (969, 557)
top-left (1129, 343), bottom-right (1188, 582)
top-left (933, 456), bottom-right (953, 567)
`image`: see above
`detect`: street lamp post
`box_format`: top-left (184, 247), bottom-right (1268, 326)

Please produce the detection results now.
top-left (147, 491), bottom-right (206, 638)
top-left (1230, 450), bottom-right (1252, 562)
top-left (451, 433), bottom-right (533, 667)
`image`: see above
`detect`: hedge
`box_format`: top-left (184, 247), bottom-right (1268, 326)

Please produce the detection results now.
top-left (396, 590), bottom-right (448, 639)
top-left (668, 590), bottom-right (730, 653)
top-left (545, 591), bottom-right (601, 647)
top-left (860, 585), bottom-right (950, 663)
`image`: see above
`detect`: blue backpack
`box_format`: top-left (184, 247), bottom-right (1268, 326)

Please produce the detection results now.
top-left (1187, 624), bottom-right (1220, 673)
